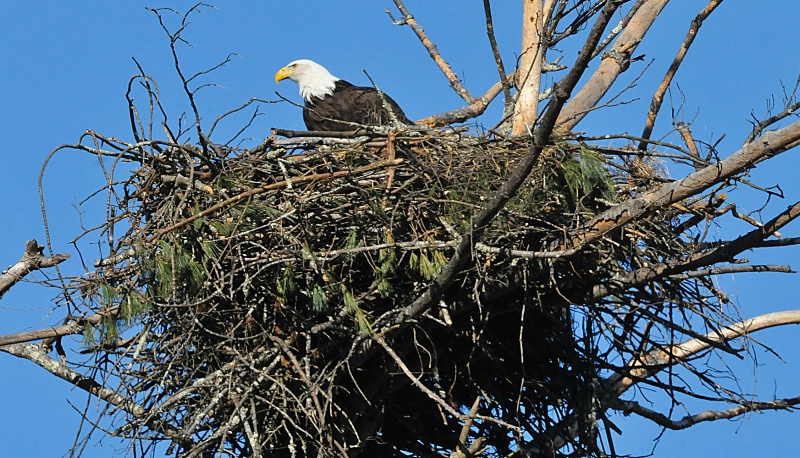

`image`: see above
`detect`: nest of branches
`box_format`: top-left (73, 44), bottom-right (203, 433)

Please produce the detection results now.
top-left (60, 123), bottom-right (749, 458)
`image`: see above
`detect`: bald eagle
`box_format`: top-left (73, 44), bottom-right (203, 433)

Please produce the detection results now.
top-left (275, 59), bottom-right (412, 132)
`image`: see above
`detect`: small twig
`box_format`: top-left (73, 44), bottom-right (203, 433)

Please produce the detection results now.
top-left (362, 69), bottom-right (407, 127)
top-left (731, 204), bottom-right (782, 238)
top-left (148, 5), bottom-right (210, 154)
top-left (745, 84), bottom-right (800, 144)
top-left (675, 122), bottom-right (703, 171)
top-left (209, 97), bottom-right (277, 139)
top-left (382, 131), bottom-right (398, 209)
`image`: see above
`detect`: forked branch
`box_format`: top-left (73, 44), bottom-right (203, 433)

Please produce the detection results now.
top-left (417, 71), bottom-right (516, 127)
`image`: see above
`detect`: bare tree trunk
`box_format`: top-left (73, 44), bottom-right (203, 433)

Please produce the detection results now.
top-left (511, 0), bottom-right (547, 135)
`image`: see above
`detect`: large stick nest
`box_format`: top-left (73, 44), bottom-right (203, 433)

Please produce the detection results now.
top-left (70, 129), bottom-right (721, 457)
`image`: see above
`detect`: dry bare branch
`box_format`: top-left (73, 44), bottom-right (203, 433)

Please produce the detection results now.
top-left (0, 240), bottom-right (69, 299)
top-left (610, 395), bottom-right (800, 430)
top-left (0, 308), bottom-right (115, 346)
top-left (571, 119), bottom-right (800, 249)
top-left (390, 0), bottom-right (475, 103)
top-left (1, 342), bottom-right (192, 450)
top-left (558, 0), bottom-right (670, 131)
top-left (482, 0), bottom-right (512, 107)
top-left (638, 0), bottom-right (725, 148)
top-left (417, 71), bottom-right (516, 127)
top-left (605, 309), bottom-right (800, 398)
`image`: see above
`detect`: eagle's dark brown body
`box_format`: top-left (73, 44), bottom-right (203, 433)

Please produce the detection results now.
top-left (303, 80), bottom-right (412, 131)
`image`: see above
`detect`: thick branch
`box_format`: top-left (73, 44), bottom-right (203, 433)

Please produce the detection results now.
top-left (1, 342), bottom-right (191, 448)
top-left (0, 240), bottom-right (69, 300)
top-left (558, 0), bottom-right (670, 131)
top-left (417, 71), bottom-right (516, 127)
top-left (604, 309), bottom-right (800, 398)
top-left (680, 200), bottom-right (800, 272)
top-left (0, 307), bottom-right (119, 347)
top-left (570, 119), bottom-right (800, 249)
top-left (590, 200), bottom-right (800, 300)
top-left (539, 309), bottom-right (800, 452)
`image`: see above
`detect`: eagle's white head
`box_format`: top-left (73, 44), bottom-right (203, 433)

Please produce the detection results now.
top-left (275, 59), bottom-right (340, 102)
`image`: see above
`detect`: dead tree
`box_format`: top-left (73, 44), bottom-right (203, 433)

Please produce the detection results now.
top-left (3, 2), bottom-right (800, 457)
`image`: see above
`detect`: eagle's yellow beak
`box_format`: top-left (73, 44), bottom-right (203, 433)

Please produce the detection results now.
top-left (275, 66), bottom-right (294, 83)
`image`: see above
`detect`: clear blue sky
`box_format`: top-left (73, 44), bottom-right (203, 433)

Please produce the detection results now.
top-left (1, 1), bottom-right (799, 456)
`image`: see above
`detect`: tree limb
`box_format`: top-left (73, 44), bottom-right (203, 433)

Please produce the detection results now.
top-left (537, 308), bottom-right (800, 453)
top-left (590, 200), bottom-right (800, 300)
top-left (609, 395), bottom-right (800, 430)
top-left (481, 0), bottom-right (512, 107)
top-left (417, 71), bottom-right (516, 127)
top-left (570, 119), bottom-right (800, 250)
top-left (0, 239), bottom-right (69, 300)
top-left (0, 342), bottom-right (193, 449)
top-left (390, 0), bottom-right (475, 103)
top-left (0, 304), bottom-right (123, 347)
top-left (604, 309), bottom-right (800, 399)
top-left (511, 0), bottom-right (548, 135)
top-left (558, 0), bottom-right (670, 131)
top-left (639, 0), bottom-right (725, 148)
